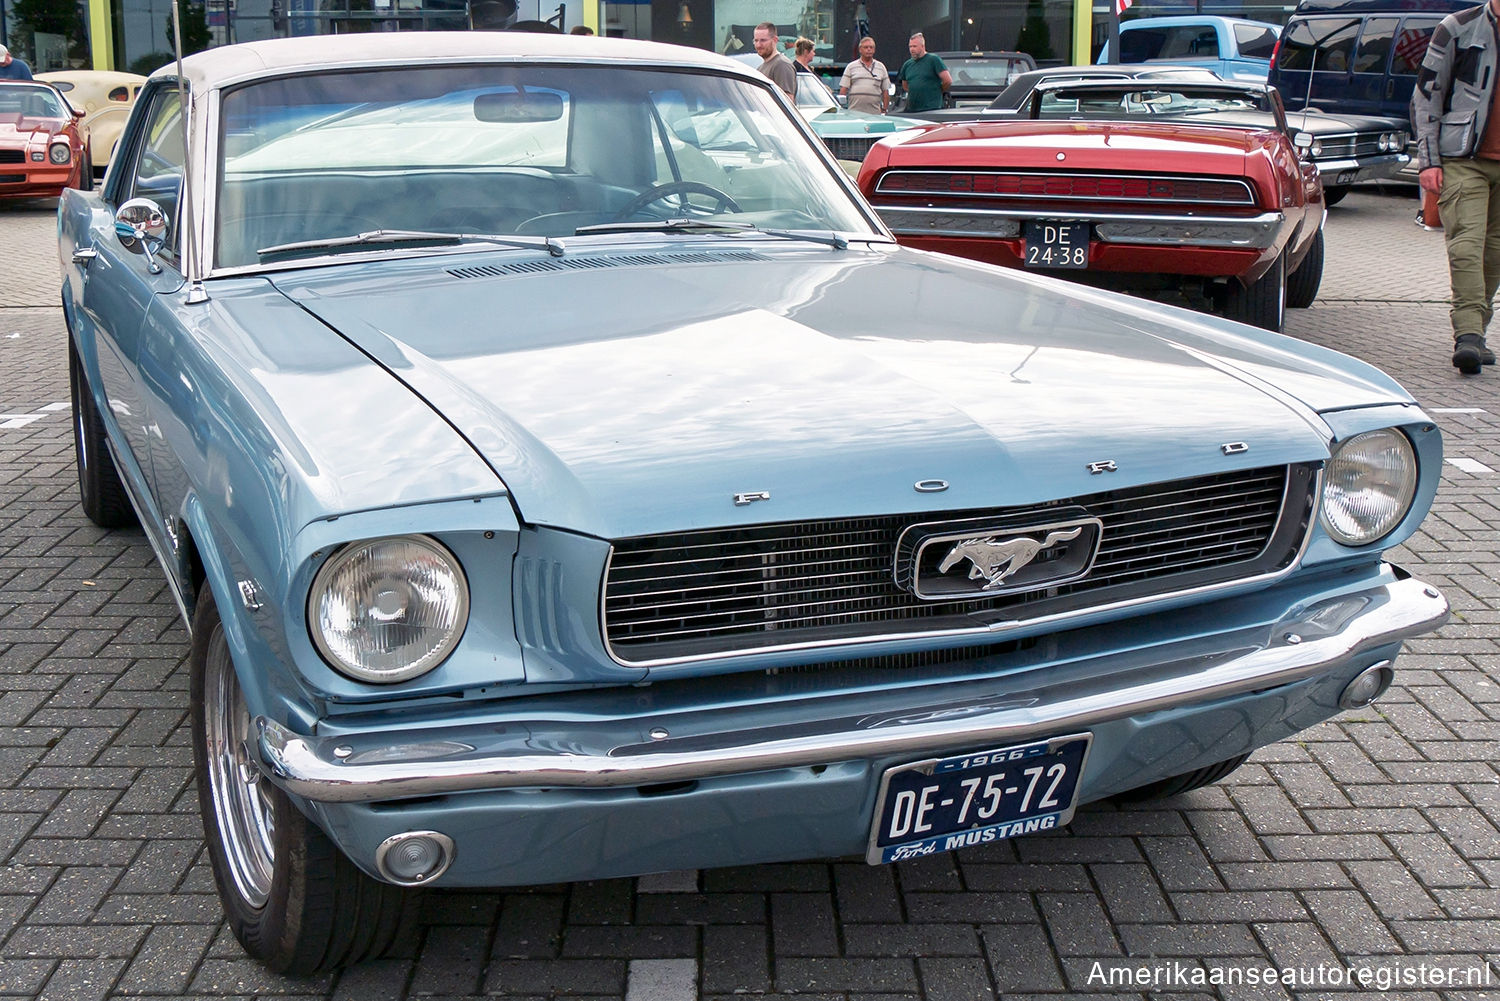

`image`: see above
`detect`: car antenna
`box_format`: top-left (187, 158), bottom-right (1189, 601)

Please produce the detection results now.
top-left (171, 0), bottom-right (209, 305)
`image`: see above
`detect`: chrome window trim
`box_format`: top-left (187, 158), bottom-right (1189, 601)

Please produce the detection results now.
top-left (597, 468), bottom-right (1321, 669)
top-left (873, 170), bottom-right (1257, 206)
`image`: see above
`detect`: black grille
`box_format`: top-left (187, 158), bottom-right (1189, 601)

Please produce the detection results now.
top-left (1310, 132), bottom-right (1385, 159)
top-left (0, 150), bottom-right (24, 164)
top-left (822, 135), bottom-right (879, 162)
top-left (603, 465), bottom-right (1313, 663)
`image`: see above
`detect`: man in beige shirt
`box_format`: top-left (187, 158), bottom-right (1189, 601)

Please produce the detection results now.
top-left (839, 37), bottom-right (889, 114)
top-left (753, 22), bottom-right (797, 99)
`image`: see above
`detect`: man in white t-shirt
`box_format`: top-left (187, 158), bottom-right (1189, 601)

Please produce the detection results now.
top-left (839, 37), bottom-right (888, 114)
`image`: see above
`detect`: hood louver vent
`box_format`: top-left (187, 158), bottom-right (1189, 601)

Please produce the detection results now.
top-left (446, 250), bottom-right (769, 281)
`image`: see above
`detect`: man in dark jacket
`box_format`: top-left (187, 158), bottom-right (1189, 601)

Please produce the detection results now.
top-left (1412, 0), bottom-right (1500, 374)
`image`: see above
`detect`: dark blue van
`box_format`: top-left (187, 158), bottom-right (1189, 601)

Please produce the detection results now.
top-left (1268, 0), bottom-right (1479, 117)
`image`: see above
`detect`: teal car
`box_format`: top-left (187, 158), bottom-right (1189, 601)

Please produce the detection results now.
top-left (61, 32), bottom-right (1447, 974)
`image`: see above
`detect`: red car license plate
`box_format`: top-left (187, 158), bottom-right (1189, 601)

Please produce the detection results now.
top-left (866, 734), bottom-right (1091, 864)
top-left (1023, 221), bottom-right (1089, 269)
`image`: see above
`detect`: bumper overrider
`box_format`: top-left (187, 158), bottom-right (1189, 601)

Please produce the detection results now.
top-left (255, 571), bottom-right (1446, 885)
top-left (874, 204), bottom-right (1285, 248)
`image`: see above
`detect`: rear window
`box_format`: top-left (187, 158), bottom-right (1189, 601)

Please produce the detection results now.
top-left (1391, 17), bottom-right (1440, 76)
top-left (1277, 17), bottom-right (1359, 72)
top-left (1233, 24), bottom-right (1279, 60)
top-left (1120, 26), bottom-right (1220, 63)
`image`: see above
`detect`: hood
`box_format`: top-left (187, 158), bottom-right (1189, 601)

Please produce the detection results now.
top-left (802, 107), bottom-right (926, 136)
top-left (271, 241), bottom-right (1406, 539)
top-left (0, 114), bottom-right (66, 143)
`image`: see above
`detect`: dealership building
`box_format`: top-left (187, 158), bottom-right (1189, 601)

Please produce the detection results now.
top-left (2, 1), bottom-right (1294, 80)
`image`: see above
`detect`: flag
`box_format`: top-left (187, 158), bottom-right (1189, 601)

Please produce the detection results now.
top-left (1117, 0), bottom-right (1132, 13)
top-left (1393, 28), bottom-right (1431, 72)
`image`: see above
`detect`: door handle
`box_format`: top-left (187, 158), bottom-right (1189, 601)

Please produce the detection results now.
top-left (72, 247), bottom-right (98, 266)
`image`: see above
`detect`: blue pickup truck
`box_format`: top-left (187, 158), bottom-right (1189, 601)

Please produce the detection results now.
top-left (1098, 15), bottom-right (1282, 82)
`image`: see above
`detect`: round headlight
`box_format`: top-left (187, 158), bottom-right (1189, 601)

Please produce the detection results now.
top-left (1309, 139), bottom-right (1323, 157)
top-left (309, 535), bottom-right (469, 683)
top-left (1320, 429), bottom-right (1418, 547)
top-left (48, 143), bottom-right (71, 164)
top-left (1378, 132), bottom-right (1392, 151)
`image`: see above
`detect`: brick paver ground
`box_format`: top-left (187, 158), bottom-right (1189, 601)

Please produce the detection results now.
top-left (1, 186), bottom-right (1498, 1000)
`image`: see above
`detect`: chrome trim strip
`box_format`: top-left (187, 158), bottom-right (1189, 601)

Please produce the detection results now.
top-left (1093, 217), bottom-right (1282, 249)
top-left (873, 170), bottom-right (1256, 205)
top-left (257, 575), bottom-right (1448, 804)
top-left (598, 468), bottom-right (1319, 668)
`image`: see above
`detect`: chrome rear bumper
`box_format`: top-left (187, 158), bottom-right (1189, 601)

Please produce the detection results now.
top-left (874, 204), bottom-right (1284, 248)
top-left (256, 575), bottom-right (1447, 805)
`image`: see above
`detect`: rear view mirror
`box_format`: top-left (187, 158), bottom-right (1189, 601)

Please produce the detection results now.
top-left (473, 90), bottom-right (565, 123)
top-left (1292, 131), bottom-right (1314, 150)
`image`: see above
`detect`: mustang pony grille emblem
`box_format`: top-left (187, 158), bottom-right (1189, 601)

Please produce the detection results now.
top-left (939, 527), bottom-right (1084, 590)
top-left (893, 515), bottom-right (1104, 600)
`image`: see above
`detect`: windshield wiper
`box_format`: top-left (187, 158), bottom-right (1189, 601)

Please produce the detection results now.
top-left (257, 229), bottom-right (564, 261)
top-left (572, 218), bottom-right (849, 250)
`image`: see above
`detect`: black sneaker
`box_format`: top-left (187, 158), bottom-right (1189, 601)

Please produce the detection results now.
top-left (1453, 334), bottom-right (1486, 375)
top-left (1485, 346), bottom-right (1498, 365)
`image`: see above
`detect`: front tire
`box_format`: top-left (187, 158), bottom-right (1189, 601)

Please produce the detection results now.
top-left (1286, 229), bottom-right (1324, 309)
top-left (191, 589), bottom-right (415, 974)
top-left (69, 340), bottom-right (136, 528)
top-left (1220, 254), bottom-right (1286, 332)
top-left (1322, 185), bottom-right (1349, 206)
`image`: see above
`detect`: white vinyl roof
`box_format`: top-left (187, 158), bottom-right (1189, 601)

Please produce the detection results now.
top-left (158, 30), bottom-right (762, 92)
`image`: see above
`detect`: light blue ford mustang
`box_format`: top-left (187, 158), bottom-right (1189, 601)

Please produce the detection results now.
top-left (59, 31), bottom-right (1449, 973)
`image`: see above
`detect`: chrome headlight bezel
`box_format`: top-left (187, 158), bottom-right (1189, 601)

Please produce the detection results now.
top-left (308, 534), bottom-right (470, 684)
top-left (1309, 138), bottom-right (1323, 158)
top-left (1319, 429), bottom-right (1419, 547)
top-left (48, 142), bottom-right (71, 164)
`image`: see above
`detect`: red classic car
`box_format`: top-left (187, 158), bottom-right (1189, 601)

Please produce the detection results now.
top-left (0, 81), bottom-right (90, 200)
top-left (857, 80), bottom-right (1324, 331)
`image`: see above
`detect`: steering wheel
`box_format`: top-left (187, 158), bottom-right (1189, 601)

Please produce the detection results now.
top-left (612, 181), bottom-right (743, 222)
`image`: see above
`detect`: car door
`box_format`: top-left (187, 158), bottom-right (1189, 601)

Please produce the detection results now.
top-left (78, 83), bottom-right (186, 524)
top-left (1348, 16), bottom-right (1398, 116)
top-left (1387, 16), bottom-right (1442, 118)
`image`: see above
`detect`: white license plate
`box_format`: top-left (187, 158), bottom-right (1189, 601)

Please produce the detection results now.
top-left (866, 734), bottom-right (1091, 864)
top-left (1024, 221), bottom-right (1090, 269)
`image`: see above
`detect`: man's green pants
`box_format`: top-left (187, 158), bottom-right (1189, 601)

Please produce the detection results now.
top-left (1438, 157), bottom-right (1500, 342)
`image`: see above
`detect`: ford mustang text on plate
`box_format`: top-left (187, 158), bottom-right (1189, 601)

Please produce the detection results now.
top-left (59, 34), bottom-right (1448, 973)
top-left (859, 80), bottom-right (1327, 332)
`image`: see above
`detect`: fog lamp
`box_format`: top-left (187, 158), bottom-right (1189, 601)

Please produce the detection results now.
top-left (375, 831), bottom-right (454, 886)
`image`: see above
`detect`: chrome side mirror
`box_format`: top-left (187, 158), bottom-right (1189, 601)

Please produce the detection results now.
top-left (1292, 131), bottom-right (1314, 160)
top-left (115, 197), bottom-right (168, 274)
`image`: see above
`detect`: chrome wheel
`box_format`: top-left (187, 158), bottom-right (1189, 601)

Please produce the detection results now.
top-left (203, 628), bottom-right (276, 908)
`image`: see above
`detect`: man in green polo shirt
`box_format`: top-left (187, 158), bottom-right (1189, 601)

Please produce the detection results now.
top-left (897, 32), bottom-right (951, 113)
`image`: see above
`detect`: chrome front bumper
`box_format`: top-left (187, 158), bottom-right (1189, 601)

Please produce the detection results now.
top-left (1314, 152), bottom-right (1410, 184)
top-left (873, 204), bottom-right (1285, 248)
top-left (256, 575), bottom-right (1447, 805)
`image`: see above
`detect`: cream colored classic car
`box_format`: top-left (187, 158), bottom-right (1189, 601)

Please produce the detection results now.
top-left (35, 70), bottom-right (146, 180)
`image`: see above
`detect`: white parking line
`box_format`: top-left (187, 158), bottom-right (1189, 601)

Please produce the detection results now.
top-left (626, 959), bottom-right (697, 1001)
top-left (0, 402), bottom-right (67, 429)
top-left (1447, 458), bottom-right (1494, 474)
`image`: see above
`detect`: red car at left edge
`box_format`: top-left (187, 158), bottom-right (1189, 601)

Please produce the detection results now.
top-left (1, 81), bottom-right (90, 200)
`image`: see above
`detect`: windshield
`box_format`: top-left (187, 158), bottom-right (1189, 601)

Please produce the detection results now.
top-left (0, 84), bottom-right (69, 121)
top-left (793, 74), bottom-right (838, 111)
top-left (1037, 86), bottom-right (1268, 120)
top-left (947, 58), bottom-right (1027, 88)
top-left (215, 65), bottom-right (873, 269)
